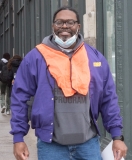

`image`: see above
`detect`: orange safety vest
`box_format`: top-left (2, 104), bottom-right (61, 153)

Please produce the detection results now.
top-left (36, 43), bottom-right (90, 97)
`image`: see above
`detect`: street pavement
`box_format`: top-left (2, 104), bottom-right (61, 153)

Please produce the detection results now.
top-left (0, 111), bottom-right (37, 160)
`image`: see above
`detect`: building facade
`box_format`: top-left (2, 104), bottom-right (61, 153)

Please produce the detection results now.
top-left (89, 1), bottom-right (132, 159)
top-left (0, 0), bottom-right (86, 57)
top-left (0, 0), bottom-right (132, 159)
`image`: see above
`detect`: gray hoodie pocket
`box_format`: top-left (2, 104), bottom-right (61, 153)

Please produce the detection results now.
top-left (53, 111), bottom-right (93, 145)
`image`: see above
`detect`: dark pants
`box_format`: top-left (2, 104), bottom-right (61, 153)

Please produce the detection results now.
top-left (0, 81), bottom-right (10, 111)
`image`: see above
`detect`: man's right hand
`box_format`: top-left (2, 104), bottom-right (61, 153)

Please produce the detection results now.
top-left (14, 142), bottom-right (29, 160)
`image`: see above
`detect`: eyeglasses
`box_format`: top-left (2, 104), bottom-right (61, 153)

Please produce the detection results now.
top-left (54, 19), bottom-right (78, 28)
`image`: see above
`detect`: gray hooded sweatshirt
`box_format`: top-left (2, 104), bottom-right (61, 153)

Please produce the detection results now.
top-left (42, 34), bottom-right (97, 145)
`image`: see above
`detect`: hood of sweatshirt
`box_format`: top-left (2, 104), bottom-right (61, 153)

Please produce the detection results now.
top-left (11, 59), bottom-right (22, 67)
top-left (42, 34), bottom-right (84, 57)
top-left (1, 58), bottom-right (8, 63)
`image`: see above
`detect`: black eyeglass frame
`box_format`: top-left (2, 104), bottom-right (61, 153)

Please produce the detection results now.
top-left (53, 19), bottom-right (78, 28)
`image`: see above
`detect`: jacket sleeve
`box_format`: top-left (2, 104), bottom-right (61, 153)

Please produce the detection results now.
top-left (10, 51), bottom-right (37, 143)
top-left (100, 58), bottom-right (123, 138)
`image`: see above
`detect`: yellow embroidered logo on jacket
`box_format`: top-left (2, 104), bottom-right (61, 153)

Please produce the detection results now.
top-left (93, 62), bottom-right (101, 67)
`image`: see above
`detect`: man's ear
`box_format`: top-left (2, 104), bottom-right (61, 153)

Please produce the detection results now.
top-left (78, 24), bottom-right (81, 31)
top-left (52, 26), bottom-right (54, 34)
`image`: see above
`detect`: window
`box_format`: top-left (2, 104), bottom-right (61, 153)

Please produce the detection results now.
top-left (103, 0), bottom-right (115, 139)
top-left (60, 0), bottom-right (69, 6)
top-left (0, 12), bottom-right (3, 35)
top-left (18, 0), bottom-right (24, 10)
top-left (103, 0), bottom-right (115, 81)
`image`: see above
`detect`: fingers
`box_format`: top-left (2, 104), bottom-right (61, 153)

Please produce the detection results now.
top-left (15, 152), bottom-right (29, 160)
top-left (122, 150), bottom-right (127, 159)
top-left (113, 140), bottom-right (128, 160)
top-left (24, 147), bottom-right (29, 156)
top-left (22, 152), bottom-right (29, 160)
top-left (13, 142), bottom-right (29, 160)
top-left (113, 149), bottom-right (120, 160)
top-left (113, 149), bottom-right (127, 160)
top-left (116, 150), bottom-right (121, 160)
top-left (23, 149), bottom-right (29, 159)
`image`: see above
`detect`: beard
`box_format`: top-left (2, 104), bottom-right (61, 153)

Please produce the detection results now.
top-left (53, 28), bottom-right (79, 42)
top-left (59, 36), bottom-right (70, 41)
top-left (55, 29), bottom-right (73, 41)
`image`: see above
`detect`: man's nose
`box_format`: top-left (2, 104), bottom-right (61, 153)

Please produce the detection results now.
top-left (62, 22), bottom-right (68, 28)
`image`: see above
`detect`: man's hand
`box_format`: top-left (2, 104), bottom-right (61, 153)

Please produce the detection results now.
top-left (14, 142), bottom-right (29, 160)
top-left (12, 79), bottom-right (14, 85)
top-left (112, 140), bottom-right (127, 160)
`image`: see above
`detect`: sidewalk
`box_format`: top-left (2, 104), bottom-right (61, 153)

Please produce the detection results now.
top-left (0, 112), bottom-right (37, 160)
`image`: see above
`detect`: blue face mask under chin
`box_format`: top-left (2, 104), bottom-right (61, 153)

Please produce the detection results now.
top-left (54, 30), bottom-right (78, 49)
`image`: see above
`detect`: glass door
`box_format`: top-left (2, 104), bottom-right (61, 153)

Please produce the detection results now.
top-left (103, 0), bottom-right (115, 138)
top-left (103, 0), bottom-right (115, 82)
top-left (96, 0), bottom-right (116, 146)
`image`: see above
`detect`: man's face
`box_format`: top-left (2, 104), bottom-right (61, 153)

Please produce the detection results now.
top-left (52, 10), bottom-right (80, 41)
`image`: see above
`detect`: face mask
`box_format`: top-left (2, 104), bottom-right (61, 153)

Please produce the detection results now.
top-left (54, 30), bottom-right (78, 49)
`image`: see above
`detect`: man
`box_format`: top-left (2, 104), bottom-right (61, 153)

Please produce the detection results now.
top-left (10, 6), bottom-right (127, 160)
top-left (0, 52), bottom-right (10, 115)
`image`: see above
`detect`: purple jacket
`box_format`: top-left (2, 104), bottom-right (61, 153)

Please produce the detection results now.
top-left (10, 43), bottom-right (123, 143)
